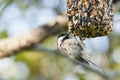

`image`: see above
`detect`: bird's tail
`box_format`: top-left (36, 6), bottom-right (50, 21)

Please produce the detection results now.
top-left (88, 60), bottom-right (105, 73)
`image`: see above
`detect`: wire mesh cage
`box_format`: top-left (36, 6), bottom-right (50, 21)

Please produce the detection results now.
top-left (66, 0), bottom-right (113, 39)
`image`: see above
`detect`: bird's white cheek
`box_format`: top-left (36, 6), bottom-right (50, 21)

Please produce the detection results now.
top-left (57, 39), bottom-right (62, 47)
top-left (58, 37), bottom-right (64, 43)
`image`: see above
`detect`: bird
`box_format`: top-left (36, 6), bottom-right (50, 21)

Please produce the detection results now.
top-left (57, 32), bottom-right (105, 73)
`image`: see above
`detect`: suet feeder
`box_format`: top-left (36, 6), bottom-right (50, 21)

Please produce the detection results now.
top-left (66, 0), bottom-right (113, 39)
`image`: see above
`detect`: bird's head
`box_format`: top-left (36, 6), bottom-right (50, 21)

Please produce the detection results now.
top-left (57, 32), bottom-right (69, 45)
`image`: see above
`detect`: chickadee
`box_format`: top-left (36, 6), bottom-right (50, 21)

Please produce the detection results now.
top-left (57, 32), bottom-right (105, 73)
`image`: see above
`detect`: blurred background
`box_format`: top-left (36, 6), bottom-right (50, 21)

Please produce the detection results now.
top-left (0, 0), bottom-right (120, 80)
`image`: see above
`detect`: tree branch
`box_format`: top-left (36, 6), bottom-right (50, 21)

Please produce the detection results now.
top-left (0, 15), bottom-right (68, 58)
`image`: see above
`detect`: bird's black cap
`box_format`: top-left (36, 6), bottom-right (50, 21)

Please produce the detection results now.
top-left (58, 32), bottom-right (70, 39)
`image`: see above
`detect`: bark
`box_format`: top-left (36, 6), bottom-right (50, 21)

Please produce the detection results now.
top-left (0, 15), bottom-right (68, 58)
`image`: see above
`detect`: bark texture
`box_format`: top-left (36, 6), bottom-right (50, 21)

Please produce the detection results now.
top-left (0, 15), bottom-right (68, 58)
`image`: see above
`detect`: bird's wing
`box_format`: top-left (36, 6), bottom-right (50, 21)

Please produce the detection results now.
top-left (62, 39), bottom-right (90, 63)
top-left (76, 40), bottom-right (91, 64)
top-left (61, 39), bottom-right (105, 73)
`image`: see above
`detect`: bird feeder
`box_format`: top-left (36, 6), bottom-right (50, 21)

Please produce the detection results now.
top-left (66, 0), bottom-right (113, 39)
